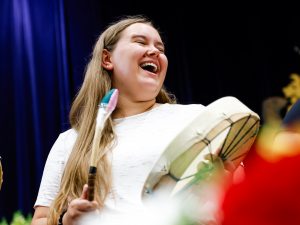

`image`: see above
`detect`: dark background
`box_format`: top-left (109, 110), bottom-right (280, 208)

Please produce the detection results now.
top-left (1, 0), bottom-right (300, 219)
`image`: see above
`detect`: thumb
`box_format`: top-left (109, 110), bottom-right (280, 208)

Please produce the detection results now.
top-left (223, 159), bottom-right (236, 173)
top-left (80, 184), bottom-right (89, 199)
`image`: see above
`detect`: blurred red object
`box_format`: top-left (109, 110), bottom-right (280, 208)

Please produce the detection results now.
top-left (221, 147), bottom-right (300, 225)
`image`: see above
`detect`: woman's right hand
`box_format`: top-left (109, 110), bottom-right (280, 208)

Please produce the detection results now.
top-left (62, 184), bottom-right (100, 225)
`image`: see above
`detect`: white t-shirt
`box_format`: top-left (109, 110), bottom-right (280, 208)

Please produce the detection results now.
top-left (34, 103), bottom-right (205, 214)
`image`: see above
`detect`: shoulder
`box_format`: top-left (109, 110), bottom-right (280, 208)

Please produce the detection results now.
top-left (56, 128), bottom-right (77, 144)
top-left (169, 103), bottom-right (205, 110)
top-left (160, 103), bottom-right (205, 115)
top-left (54, 128), bottom-right (77, 150)
top-left (47, 128), bottom-right (77, 161)
top-left (154, 103), bottom-right (206, 124)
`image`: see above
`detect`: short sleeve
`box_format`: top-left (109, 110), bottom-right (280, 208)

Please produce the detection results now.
top-left (34, 129), bottom-right (77, 207)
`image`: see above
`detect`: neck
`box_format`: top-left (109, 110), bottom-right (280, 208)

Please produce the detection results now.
top-left (112, 96), bottom-right (157, 119)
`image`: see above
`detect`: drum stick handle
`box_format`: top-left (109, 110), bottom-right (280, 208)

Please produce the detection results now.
top-left (87, 166), bottom-right (97, 201)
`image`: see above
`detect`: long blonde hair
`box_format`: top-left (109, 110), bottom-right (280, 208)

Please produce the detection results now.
top-left (48, 15), bottom-right (176, 225)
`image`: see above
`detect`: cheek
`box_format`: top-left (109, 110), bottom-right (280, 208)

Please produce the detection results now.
top-left (111, 55), bottom-right (131, 75)
top-left (112, 48), bottom-right (140, 72)
top-left (160, 56), bottom-right (168, 75)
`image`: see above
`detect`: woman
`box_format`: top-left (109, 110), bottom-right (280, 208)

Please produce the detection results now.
top-left (31, 15), bottom-right (242, 225)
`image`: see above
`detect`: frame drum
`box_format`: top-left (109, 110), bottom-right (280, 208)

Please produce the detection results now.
top-left (142, 96), bottom-right (260, 198)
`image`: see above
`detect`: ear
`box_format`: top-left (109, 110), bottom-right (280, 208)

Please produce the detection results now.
top-left (102, 49), bottom-right (113, 70)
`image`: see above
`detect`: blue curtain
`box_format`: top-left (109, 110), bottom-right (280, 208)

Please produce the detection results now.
top-left (0, 0), bottom-right (71, 217)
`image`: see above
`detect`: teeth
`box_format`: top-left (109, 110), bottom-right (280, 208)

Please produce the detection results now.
top-left (140, 62), bottom-right (158, 72)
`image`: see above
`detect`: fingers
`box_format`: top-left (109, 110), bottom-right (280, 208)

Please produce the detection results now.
top-left (80, 184), bottom-right (99, 208)
top-left (223, 160), bottom-right (235, 173)
top-left (64, 185), bottom-right (100, 224)
top-left (69, 185), bottom-right (99, 213)
top-left (69, 198), bottom-right (97, 212)
top-left (198, 153), bottom-right (244, 186)
top-left (232, 163), bottom-right (245, 184)
top-left (80, 184), bottom-right (88, 199)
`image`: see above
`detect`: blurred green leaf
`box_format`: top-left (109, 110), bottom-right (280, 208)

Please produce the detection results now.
top-left (0, 211), bottom-right (32, 225)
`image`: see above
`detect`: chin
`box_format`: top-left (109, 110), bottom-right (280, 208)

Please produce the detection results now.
top-left (139, 89), bottom-right (161, 101)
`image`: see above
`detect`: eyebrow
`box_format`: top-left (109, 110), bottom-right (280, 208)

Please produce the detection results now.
top-left (131, 34), bottom-right (165, 49)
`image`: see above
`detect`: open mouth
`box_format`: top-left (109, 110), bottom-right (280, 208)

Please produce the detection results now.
top-left (140, 62), bottom-right (158, 73)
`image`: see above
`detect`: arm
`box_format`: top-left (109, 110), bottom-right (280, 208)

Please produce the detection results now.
top-left (31, 131), bottom-right (74, 225)
top-left (32, 131), bottom-right (100, 225)
top-left (31, 206), bottom-right (49, 225)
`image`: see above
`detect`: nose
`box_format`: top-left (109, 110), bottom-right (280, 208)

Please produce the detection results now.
top-left (146, 46), bottom-right (160, 57)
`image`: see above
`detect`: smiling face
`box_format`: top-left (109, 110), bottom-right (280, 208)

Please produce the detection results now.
top-left (102, 22), bottom-right (168, 103)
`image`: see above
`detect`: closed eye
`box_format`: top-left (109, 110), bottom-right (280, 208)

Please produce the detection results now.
top-left (158, 47), bottom-right (165, 53)
top-left (132, 35), bottom-right (165, 53)
top-left (136, 40), bottom-right (146, 45)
